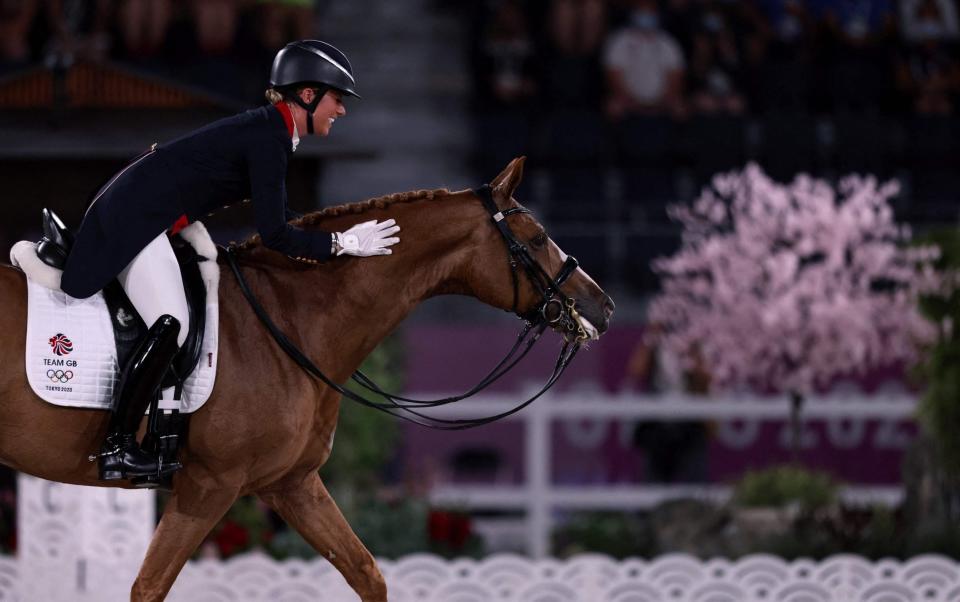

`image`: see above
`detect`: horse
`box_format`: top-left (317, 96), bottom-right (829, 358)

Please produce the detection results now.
top-left (0, 157), bottom-right (614, 601)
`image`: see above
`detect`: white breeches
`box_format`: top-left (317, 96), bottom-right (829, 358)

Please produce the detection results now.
top-left (118, 233), bottom-right (189, 348)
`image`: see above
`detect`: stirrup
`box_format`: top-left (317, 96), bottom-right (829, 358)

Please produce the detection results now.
top-left (99, 456), bottom-right (182, 482)
top-left (96, 436), bottom-right (181, 481)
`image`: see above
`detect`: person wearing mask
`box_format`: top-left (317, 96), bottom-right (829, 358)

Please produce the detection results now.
top-left (59, 40), bottom-right (400, 481)
top-left (603, 0), bottom-right (687, 119)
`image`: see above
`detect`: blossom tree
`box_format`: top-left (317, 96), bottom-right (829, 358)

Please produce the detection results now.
top-left (648, 164), bottom-right (942, 456)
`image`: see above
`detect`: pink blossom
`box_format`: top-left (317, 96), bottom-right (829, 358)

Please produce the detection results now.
top-left (648, 165), bottom-right (942, 395)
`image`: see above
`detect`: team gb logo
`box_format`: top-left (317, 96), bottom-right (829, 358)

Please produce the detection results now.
top-left (48, 333), bottom-right (73, 356)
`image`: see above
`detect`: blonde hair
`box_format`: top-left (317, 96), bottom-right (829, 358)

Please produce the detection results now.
top-left (264, 88), bottom-right (285, 104)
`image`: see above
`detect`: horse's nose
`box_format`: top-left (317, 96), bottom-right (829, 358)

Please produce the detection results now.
top-left (591, 295), bottom-right (614, 335)
top-left (602, 295), bottom-right (615, 321)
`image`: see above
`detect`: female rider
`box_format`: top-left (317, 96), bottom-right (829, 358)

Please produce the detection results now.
top-left (59, 40), bottom-right (400, 481)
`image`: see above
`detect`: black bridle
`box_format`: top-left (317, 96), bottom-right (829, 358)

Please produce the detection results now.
top-left (223, 185), bottom-right (588, 429)
top-left (474, 184), bottom-right (585, 339)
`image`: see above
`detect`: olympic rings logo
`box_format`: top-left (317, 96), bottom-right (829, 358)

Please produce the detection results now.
top-left (47, 369), bottom-right (74, 383)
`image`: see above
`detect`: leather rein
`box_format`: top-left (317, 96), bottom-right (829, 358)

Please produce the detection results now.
top-left (223, 185), bottom-right (585, 429)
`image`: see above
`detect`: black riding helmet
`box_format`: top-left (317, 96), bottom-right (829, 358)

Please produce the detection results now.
top-left (270, 40), bottom-right (360, 134)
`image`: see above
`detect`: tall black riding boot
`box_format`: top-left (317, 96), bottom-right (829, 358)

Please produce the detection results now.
top-left (99, 314), bottom-right (183, 481)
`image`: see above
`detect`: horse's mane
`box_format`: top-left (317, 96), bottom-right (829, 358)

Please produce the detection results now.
top-left (234, 187), bottom-right (451, 251)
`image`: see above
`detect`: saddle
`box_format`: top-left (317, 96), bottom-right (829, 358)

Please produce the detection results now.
top-left (11, 209), bottom-right (221, 489)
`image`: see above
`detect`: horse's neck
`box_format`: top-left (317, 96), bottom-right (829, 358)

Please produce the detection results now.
top-left (238, 193), bottom-right (479, 382)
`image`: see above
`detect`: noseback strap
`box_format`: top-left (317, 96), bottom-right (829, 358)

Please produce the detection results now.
top-left (555, 256), bottom-right (579, 286)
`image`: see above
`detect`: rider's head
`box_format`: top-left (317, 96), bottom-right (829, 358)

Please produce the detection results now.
top-left (265, 40), bottom-right (360, 137)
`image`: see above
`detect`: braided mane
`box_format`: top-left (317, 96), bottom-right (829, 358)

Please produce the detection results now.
top-left (234, 188), bottom-right (450, 251)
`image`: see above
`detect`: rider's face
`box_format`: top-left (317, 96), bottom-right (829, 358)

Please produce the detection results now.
top-left (311, 89), bottom-right (346, 137)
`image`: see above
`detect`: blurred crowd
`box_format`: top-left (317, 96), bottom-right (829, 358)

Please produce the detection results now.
top-left (0, 0), bottom-right (317, 98)
top-left (469, 0), bottom-right (960, 119)
top-left (465, 0), bottom-right (960, 250)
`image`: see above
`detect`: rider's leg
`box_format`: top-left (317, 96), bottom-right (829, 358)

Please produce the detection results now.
top-left (99, 233), bottom-right (189, 480)
top-left (119, 233), bottom-right (189, 348)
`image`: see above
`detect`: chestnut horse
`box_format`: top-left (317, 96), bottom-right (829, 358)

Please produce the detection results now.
top-left (0, 158), bottom-right (613, 601)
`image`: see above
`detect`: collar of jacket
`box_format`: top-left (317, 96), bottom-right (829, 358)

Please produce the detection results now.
top-left (273, 102), bottom-right (299, 152)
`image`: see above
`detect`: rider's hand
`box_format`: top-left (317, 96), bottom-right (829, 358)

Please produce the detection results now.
top-left (334, 219), bottom-right (400, 257)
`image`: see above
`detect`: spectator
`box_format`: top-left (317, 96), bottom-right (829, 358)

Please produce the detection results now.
top-left (895, 33), bottom-right (960, 113)
top-left (754, 0), bottom-right (817, 47)
top-left (602, 0), bottom-right (686, 120)
top-left (191, 0), bottom-right (239, 55)
top-left (687, 5), bottom-right (747, 114)
top-left (116, 0), bottom-right (172, 58)
top-left (473, 0), bottom-right (538, 109)
top-left (257, 0), bottom-right (315, 54)
top-left (538, 0), bottom-right (607, 110)
top-left (752, 0), bottom-right (818, 111)
top-left (0, 0), bottom-right (40, 67)
top-left (820, 0), bottom-right (897, 41)
top-left (820, 0), bottom-right (898, 112)
top-left (51, 0), bottom-right (113, 62)
top-left (900, 0), bottom-right (960, 42)
top-left (661, 0), bottom-right (700, 58)
top-left (549, 0), bottom-right (607, 54)
top-left (626, 323), bottom-right (711, 483)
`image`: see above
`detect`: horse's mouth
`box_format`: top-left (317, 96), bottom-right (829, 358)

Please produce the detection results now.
top-left (577, 315), bottom-right (599, 341)
top-left (555, 310), bottom-right (600, 344)
top-left (569, 296), bottom-right (614, 343)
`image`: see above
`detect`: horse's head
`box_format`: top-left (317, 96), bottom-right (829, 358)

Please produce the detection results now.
top-left (466, 157), bottom-right (614, 340)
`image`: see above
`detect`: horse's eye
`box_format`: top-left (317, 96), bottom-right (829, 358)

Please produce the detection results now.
top-left (531, 232), bottom-right (548, 250)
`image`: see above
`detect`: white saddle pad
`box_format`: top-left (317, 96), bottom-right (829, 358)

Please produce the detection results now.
top-left (13, 223), bottom-right (219, 413)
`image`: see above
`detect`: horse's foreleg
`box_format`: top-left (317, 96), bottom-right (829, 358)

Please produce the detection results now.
top-left (259, 473), bottom-right (387, 602)
top-left (130, 482), bottom-right (240, 602)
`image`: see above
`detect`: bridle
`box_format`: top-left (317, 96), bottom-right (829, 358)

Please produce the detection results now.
top-left (475, 184), bottom-right (587, 342)
top-left (224, 185), bottom-right (589, 429)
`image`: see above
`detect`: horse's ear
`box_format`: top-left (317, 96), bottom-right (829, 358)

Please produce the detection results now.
top-left (491, 156), bottom-right (526, 202)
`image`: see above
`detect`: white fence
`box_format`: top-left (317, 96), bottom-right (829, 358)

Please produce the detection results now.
top-left (420, 390), bottom-right (917, 557)
top-left (4, 551), bottom-right (960, 601)
top-left (6, 391), bottom-right (922, 600)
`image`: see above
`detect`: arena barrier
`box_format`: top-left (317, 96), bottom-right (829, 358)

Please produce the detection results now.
top-left (1, 551), bottom-right (959, 601)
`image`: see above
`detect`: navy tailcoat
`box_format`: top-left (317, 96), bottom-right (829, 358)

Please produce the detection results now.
top-left (61, 105), bottom-right (332, 299)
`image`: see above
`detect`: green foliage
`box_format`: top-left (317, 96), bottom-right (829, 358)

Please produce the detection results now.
top-left (550, 502), bottom-right (960, 561)
top-left (267, 527), bottom-right (318, 560)
top-left (553, 511), bottom-right (657, 559)
top-left (321, 334), bottom-right (405, 492)
top-left (733, 465), bottom-right (838, 511)
top-left (265, 498), bottom-right (488, 560)
top-left (267, 496), bottom-right (437, 560)
top-left (905, 523), bottom-right (960, 557)
top-left (347, 496), bottom-right (432, 559)
top-left (916, 228), bottom-right (960, 476)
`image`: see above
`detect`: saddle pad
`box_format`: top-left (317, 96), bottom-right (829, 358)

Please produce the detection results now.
top-left (24, 279), bottom-right (219, 413)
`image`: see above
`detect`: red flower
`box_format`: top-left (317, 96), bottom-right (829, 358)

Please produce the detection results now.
top-left (214, 520), bottom-right (249, 557)
top-left (428, 509), bottom-right (451, 543)
top-left (428, 510), bottom-right (472, 550)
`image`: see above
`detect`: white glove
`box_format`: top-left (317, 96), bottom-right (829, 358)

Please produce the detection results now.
top-left (333, 219), bottom-right (401, 257)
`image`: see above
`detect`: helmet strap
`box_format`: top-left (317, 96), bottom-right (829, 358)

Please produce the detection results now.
top-left (288, 86), bottom-right (328, 135)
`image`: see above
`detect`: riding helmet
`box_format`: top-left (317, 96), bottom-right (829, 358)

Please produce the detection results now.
top-left (270, 40), bottom-right (361, 99)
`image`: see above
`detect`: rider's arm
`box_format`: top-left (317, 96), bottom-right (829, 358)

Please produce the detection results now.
top-left (246, 137), bottom-right (333, 262)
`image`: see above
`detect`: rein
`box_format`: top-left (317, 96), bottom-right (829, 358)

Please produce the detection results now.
top-left (222, 186), bottom-right (584, 429)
